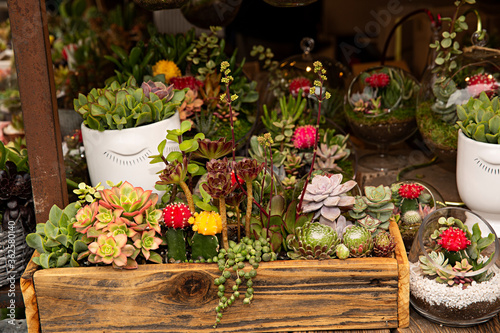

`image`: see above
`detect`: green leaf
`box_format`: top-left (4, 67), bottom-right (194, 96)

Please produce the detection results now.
top-left (39, 253), bottom-right (52, 269)
top-left (180, 120), bottom-right (191, 133)
top-left (55, 234), bottom-right (69, 247)
top-left (166, 151), bottom-right (182, 163)
top-left (187, 164), bottom-right (199, 174)
top-left (73, 240), bottom-right (88, 253)
top-left (44, 221), bottom-right (59, 240)
top-left (26, 233), bottom-right (46, 254)
top-left (435, 57), bottom-right (445, 65)
top-left (56, 253), bottom-right (70, 267)
top-left (166, 133), bottom-right (179, 143)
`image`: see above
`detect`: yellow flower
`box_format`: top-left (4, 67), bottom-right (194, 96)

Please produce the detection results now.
top-left (188, 211), bottom-right (222, 236)
top-left (152, 60), bottom-right (181, 82)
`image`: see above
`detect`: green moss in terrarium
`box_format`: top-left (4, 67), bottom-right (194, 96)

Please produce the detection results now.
top-left (344, 103), bottom-right (416, 126)
top-left (417, 100), bottom-right (458, 150)
top-left (208, 117), bottom-right (253, 145)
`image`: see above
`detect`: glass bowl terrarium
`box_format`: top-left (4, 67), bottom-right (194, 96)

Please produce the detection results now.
top-left (344, 66), bottom-right (420, 171)
top-left (416, 46), bottom-right (500, 171)
top-left (409, 207), bottom-right (500, 327)
top-left (390, 180), bottom-right (445, 251)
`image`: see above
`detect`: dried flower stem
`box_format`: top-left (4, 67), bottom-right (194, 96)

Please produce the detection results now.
top-left (244, 180), bottom-right (253, 237)
top-left (297, 62), bottom-right (331, 214)
top-left (179, 180), bottom-right (195, 214)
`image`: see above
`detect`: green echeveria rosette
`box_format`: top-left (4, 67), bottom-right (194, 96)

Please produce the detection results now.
top-left (342, 225), bottom-right (374, 258)
top-left (287, 222), bottom-right (340, 260)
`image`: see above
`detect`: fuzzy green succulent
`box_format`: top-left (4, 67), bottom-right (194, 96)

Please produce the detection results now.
top-left (342, 225), bottom-right (374, 258)
top-left (25, 203), bottom-right (88, 269)
top-left (287, 221), bottom-right (340, 260)
top-left (456, 92), bottom-right (500, 143)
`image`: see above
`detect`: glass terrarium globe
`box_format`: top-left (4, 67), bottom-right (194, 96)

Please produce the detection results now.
top-left (344, 66), bottom-right (420, 171)
top-left (416, 45), bottom-right (500, 171)
top-left (266, 37), bottom-right (349, 125)
top-left (391, 179), bottom-right (445, 251)
top-left (409, 207), bottom-right (500, 327)
top-left (181, 0), bottom-right (242, 29)
top-left (133, 0), bottom-right (189, 10)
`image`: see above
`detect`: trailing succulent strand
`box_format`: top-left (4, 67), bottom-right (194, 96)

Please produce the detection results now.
top-left (213, 237), bottom-right (277, 328)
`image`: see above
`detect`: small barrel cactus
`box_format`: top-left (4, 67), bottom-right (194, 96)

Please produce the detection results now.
top-left (373, 231), bottom-right (396, 257)
top-left (342, 225), bottom-right (374, 258)
top-left (287, 222), bottom-right (340, 260)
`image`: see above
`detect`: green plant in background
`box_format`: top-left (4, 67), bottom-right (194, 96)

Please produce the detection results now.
top-left (456, 91), bottom-right (500, 143)
top-left (73, 76), bottom-right (185, 131)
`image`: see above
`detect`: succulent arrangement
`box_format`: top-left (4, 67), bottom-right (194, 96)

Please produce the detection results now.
top-left (73, 76), bottom-right (186, 131)
top-left (25, 60), bottom-right (402, 329)
top-left (103, 26), bottom-right (259, 144)
top-left (346, 66), bottom-right (419, 122)
top-left (456, 91), bottom-right (500, 143)
top-left (418, 215), bottom-right (496, 287)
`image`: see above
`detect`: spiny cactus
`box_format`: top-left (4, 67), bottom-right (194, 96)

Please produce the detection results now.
top-left (163, 202), bottom-right (192, 262)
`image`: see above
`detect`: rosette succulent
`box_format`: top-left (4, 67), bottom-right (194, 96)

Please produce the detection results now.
top-left (373, 231), bottom-right (396, 257)
top-left (342, 225), bottom-right (374, 258)
top-left (287, 222), bottom-right (340, 260)
top-left (301, 174), bottom-right (356, 227)
top-left (349, 185), bottom-right (394, 232)
top-left (88, 234), bottom-right (136, 269)
top-left (141, 80), bottom-right (175, 100)
top-left (133, 230), bottom-right (163, 261)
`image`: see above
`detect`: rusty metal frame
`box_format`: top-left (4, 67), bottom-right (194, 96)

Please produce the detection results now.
top-left (7, 0), bottom-right (68, 224)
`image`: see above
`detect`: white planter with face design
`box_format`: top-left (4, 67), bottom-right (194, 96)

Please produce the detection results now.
top-left (456, 130), bottom-right (500, 236)
top-left (81, 112), bottom-right (180, 194)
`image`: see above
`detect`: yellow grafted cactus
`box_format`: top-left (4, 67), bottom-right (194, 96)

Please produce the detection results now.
top-left (188, 211), bottom-right (222, 236)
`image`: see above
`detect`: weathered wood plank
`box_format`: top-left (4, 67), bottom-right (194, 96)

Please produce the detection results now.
top-left (390, 219), bottom-right (410, 328)
top-left (21, 251), bottom-right (41, 333)
top-left (33, 258), bottom-right (400, 333)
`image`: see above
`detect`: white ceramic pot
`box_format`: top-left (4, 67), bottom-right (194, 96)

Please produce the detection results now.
top-left (456, 130), bottom-right (500, 236)
top-left (81, 113), bottom-right (180, 195)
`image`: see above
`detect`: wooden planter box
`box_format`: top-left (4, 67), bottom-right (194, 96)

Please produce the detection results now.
top-left (21, 221), bottom-right (409, 333)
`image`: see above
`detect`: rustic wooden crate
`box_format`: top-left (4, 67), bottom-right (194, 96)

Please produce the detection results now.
top-left (21, 221), bottom-right (409, 333)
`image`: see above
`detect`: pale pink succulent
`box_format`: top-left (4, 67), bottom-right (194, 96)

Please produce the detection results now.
top-left (178, 89), bottom-right (203, 121)
top-left (293, 125), bottom-right (317, 149)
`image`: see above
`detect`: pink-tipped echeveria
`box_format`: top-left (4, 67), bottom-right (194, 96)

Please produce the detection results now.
top-left (88, 234), bottom-right (136, 269)
top-left (73, 201), bottom-right (99, 234)
top-left (99, 181), bottom-right (158, 220)
top-left (133, 230), bottom-right (163, 263)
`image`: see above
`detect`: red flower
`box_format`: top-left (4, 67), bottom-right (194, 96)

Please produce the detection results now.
top-left (231, 171), bottom-right (244, 187)
top-left (170, 76), bottom-right (204, 91)
top-left (365, 73), bottom-right (390, 88)
top-left (398, 183), bottom-right (425, 200)
top-left (289, 77), bottom-right (311, 97)
top-left (438, 227), bottom-right (471, 252)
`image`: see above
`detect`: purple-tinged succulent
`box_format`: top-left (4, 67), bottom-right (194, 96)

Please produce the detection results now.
top-left (193, 138), bottom-right (233, 160)
top-left (141, 80), bottom-right (174, 101)
top-left (206, 157), bottom-right (230, 174)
